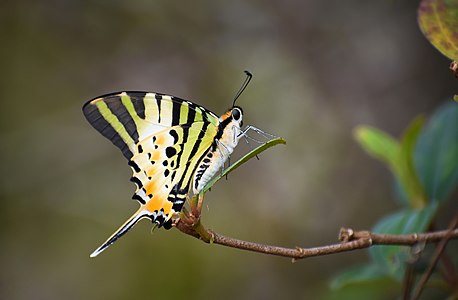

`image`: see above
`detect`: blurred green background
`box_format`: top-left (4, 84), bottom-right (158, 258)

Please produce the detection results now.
top-left (1, 0), bottom-right (456, 299)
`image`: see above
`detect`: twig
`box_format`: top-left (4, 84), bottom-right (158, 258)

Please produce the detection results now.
top-left (175, 217), bottom-right (458, 260)
top-left (403, 242), bottom-right (425, 300)
top-left (439, 252), bottom-right (457, 289)
top-left (403, 262), bottom-right (415, 300)
top-left (411, 212), bottom-right (458, 300)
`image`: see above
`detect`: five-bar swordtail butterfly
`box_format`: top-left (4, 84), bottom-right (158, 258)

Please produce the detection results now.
top-left (83, 71), bottom-right (274, 257)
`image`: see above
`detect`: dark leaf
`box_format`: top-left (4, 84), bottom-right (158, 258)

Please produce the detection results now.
top-left (414, 102), bottom-right (458, 203)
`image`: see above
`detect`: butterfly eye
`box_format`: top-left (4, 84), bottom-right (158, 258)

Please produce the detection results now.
top-left (232, 108), bottom-right (241, 121)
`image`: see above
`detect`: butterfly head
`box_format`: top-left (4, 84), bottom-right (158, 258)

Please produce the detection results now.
top-left (230, 106), bottom-right (243, 127)
top-left (216, 105), bottom-right (244, 150)
top-left (219, 105), bottom-right (243, 129)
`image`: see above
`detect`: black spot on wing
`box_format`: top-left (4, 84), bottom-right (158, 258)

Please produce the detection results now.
top-left (165, 147), bottom-right (177, 158)
top-left (169, 129), bottom-right (179, 144)
top-left (130, 176), bottom-right (143, 189)
top-left (162, 219), bottom-right (173, 230)
top-left (128, 160), bottom-right (141, 173)
top-left (132, 194), bottom-right (146, 205)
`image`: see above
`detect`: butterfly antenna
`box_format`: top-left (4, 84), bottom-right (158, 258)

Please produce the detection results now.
top-left (232, 70), bottom-right (253, 107)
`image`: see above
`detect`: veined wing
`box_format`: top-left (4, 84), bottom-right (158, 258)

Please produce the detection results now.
top-left (82, 91), bottom-right (219, 257)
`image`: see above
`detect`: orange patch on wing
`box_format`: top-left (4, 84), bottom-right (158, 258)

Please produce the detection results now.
top-left (144, 180), bottom-right (158, 196)
top-left (145, 195), bottom-right (173, 215)
top-left (145, 166), bottom-right (157, 178)
top-left (150, 151), bottom-right (160, 161)
top-left (155, 135), bottom-right (165, 146)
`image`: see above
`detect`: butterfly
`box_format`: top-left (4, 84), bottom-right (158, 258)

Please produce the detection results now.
top-left (83, 71), bottom-right (268, 257)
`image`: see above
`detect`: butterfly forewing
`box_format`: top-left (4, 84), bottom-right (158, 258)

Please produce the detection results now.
top-left (83, 92), bottom-right (219, 159)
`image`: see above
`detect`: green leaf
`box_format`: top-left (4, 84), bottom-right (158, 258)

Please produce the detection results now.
top-left (392, 177), bottom-right (410, 206)
top-left (354, 121), bottom-right (427, 208)
top-left (201, 137), bottom-right (286, 194)
top-left (398, 117), bottom-right (427, 208)
top-left (369, 204), bottom-right (438, 280)
top-left (327, 282), bottom-right (400, 300)
top-left (353, 126), bottom-right (400, 167)
top-left (414, 101), bottom-right (458, 203)
top-left (418, 0), bottom-right (458, 61)
top-left (330, 264), bottom-right (387, 290)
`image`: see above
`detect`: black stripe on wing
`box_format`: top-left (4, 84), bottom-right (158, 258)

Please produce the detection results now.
top-left (82, 91), bottom-right (219, 160)
top-left (82, 99), bottom-right (134, 159)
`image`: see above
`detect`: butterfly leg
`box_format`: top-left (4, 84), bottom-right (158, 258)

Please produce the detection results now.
top-left (242, 125), bottom-right (278, 139)
top-left (237, 125), bottom-right (277, 144)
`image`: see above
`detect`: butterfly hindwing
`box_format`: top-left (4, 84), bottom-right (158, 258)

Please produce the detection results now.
top-left (83, 91), bottom-right (220, 257)
top-left (130, 122), bottom-right (218, 219)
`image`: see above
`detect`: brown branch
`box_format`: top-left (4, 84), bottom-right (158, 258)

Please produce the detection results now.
top-left (174, 216), bottom-right (458, 260)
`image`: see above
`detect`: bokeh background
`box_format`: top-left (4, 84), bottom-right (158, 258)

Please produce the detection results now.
top-left (1, 0), bottom-right (456, 299)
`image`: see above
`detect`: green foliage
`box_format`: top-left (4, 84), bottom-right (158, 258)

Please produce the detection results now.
top-left (354, 116), bottom-right (427, 208)
top-left (334, 101), bottom-right (458, 293)
top-left (329, 264), bottom-right (400, 300)
top-left (353, 126), bottom-right (399, 166)
top-left (414, 102), bottom-right (458, 203)
top-left (369, 204), bottom-right (438, 280)
top-left (418, 0), bottom-right (458, 61)
top-left (330, 264), bottom-right (388, 290)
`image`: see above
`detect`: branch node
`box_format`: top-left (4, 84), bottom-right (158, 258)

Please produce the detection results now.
top-left (339, 227), bottom-right (354, 242)
top-left (367, 238), bottom-right (373, 246)
top-left (207, 229), bottom-right (216, 244)
top-left (295, 246), bottom-right (305, 256)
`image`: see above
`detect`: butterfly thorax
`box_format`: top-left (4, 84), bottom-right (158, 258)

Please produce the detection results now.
top-left (192, 108), bottom-right (243, 194)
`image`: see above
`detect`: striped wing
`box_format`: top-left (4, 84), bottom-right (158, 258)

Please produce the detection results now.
top-left (83, 91), bottom-right (219, 256)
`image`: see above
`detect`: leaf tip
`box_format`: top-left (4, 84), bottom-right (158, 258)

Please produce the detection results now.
top-left (353, 125), bottom-right (369, 142)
